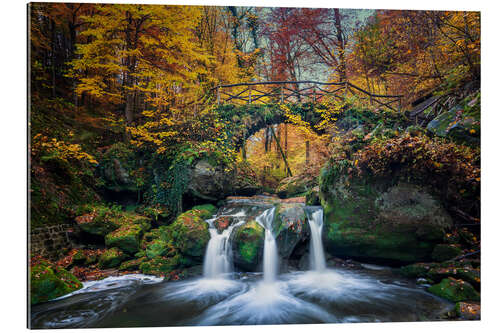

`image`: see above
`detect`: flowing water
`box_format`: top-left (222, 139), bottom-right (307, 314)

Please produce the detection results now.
top-left (30, 197), bottom-right (454, 328)
top-left (306, 207), bottom-right (326, 271)
top-left (256, 207), bottom-right (278, 283)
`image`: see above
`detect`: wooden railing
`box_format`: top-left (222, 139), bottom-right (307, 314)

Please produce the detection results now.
top-left (215, 80), bottom-right (404, 112)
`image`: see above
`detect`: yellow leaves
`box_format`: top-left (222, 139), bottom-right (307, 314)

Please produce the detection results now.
top-left (469, 129), bottom-right (476, 134)
top-left (31, 135), bottom-right (98, 166)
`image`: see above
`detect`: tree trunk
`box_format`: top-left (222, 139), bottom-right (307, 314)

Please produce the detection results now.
top-left (334, 9), bottom-right (346, 82)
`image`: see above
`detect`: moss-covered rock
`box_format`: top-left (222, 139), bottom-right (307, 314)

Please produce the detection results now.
top-left (145, 239), bottom-right (171, 259)
top-left (119, 257), bottom-right (147, 271)
top-left (431, 244), bottom-right (462, 262)
top-left (400, 261), bottom-right (480, 290)
top-left (30, 262), bottom-right (83, 305)
top-left (191, 204), bottom-right (217, 219)
top-left (319, 161), bottom-right (452, 263)
top-left (167, 209), bottom-right (210, 259)
top-left (428, 277), bottom-right (480, 302)
top-left (232, 220), bottom-right (265, 271)
top-left (139, 255), bottom-right (181, 276)
top-left (105, 224), bottom-right (143, 254)
top-left (75, 210), bottom-right (120, 236)
top-left (273, 203), bottom-right (308, 259)
top-left (98, 247), bottom-right (127, 269)
top-left (426, 103), bottom-right (480, 146)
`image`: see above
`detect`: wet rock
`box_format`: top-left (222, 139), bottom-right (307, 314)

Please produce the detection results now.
top-left (273, 203), bottom-right (308, 259)
top-left (232, 220), bottom-right (264, 271)
top-left (213, 216), bottom-right (236, 233)
top-left (428, 277), bottom-right (480, 302)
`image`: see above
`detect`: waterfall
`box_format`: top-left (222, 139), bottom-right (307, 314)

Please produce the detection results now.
top-left (203, 217), bottom-right (245, 279)
top-left (307, 208), bottom-right (326, 271)
top-left (256, 207), bottom-right (278, 283)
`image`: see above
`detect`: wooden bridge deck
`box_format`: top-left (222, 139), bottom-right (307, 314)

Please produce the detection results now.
top-left (215, 80), bottom-right (404, 112)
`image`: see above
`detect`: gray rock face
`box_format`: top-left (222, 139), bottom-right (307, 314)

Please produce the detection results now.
top-left (376, 183), bottom-right (453, 237)
top-left (187, 160), bottom-right (260, 201)
top-left (187, 160), bottom-right (227, 201)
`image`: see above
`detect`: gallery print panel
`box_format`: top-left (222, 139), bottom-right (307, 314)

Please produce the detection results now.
top-left (28, 1), bottom-right (480, 328)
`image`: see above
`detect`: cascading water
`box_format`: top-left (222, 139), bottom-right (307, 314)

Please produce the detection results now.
top-left (256, 207), bottom-right (278, 283)
top-left (307, 208), bottom-right (326, 271)
top-left (31, 197), bottom-right (455, 328)
top-left (203, 213), bottom-right (245, 279)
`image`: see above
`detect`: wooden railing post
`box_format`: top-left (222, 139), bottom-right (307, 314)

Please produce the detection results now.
top-left (216, 86), bottom-right (220, 105)
top-left (313, 86), bottom-right (316, 103)
top-left (280, 84), bottom-right (284, 104)
top-left (248, 86), bottom-right (252, 104)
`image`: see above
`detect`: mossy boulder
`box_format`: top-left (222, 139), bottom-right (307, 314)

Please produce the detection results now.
top-left (431, 244), bottom-right (462, 262)
top-left (428, 277), bottom-right (480, 302)
top-left (139, 255), bottom-right (181, 276)
top-left (167, 209), bottom-right (210, 259)
top-left (145, 239), bottom-right (172, 259)
top-left (105, 224), bottom-right (144, 254)
top-left (119, 257), bottom-right (147, 271)
top-left (75, 211), bottom-right (120, 236)
top-left (30, 262), bottom-right (83, 305)
top-left (273, 203), bottom-right (308, 259)
top-left (232, 220), bottom-right (265, 271)
top-left (426, 104), bottom-right (480, 145)
top-left (98, 247), bottom-right (127, 269)
top-left (319, 162), bottom-right (452, 263)
top-left (191, 204), bottom-right (217, 219)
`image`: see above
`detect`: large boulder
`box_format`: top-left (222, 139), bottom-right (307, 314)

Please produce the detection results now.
top-left (232, 220), bottom-right (265, 271)
top-left (75, 209), bottom-right (120, 236)
top-left (98, 247), bottom-right (128, 269)
top-left (273, 203), bottom-right (308, 259)
top-left (30, 261), bottom-right (83, 305)
top-left (167, 208), bottom-right (210, 259)
top-left (105, 224), bottom-right (145, 255)
top-left (187, 160), bottom-right (260, 201)
top-left (319, 163), bottom-right (453, 263)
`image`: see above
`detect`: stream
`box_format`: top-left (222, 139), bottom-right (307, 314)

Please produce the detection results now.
top-left (30, 197), bottom-right (453, 328)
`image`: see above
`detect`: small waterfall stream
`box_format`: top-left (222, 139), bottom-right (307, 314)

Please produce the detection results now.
top-left (307, 208), bottom-right (326, 271)
top-left (203, 213), bottom-right (245, 279)
top-left (256, 207), bottom-right (278, 283)
top-left (31, 197), bottom-right (454, 328)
